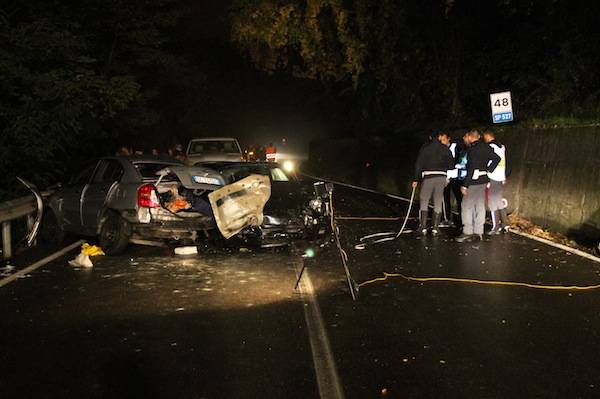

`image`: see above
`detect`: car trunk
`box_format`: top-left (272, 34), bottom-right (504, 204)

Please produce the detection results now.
top-left (150, 167), bottom-right (271, 240)
top-left (139, 166), bottom-right (224, 224)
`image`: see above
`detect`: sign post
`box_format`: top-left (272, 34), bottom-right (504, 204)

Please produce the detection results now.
top-left (490, 91), bottom-right (513, 123)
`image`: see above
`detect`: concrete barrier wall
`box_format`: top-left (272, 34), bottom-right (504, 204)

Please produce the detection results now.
top-left (307, 126), bottom-right (600, 243)
top-left (500, 126), bottom-right (600, 244)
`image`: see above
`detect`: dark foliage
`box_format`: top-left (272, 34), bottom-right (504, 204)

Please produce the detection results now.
top-left (231, 0), bottom-right (600, 132)
top-left (0, 0), bottom-right (205, 198)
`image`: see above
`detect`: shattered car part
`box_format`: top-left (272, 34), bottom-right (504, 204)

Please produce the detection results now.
top-left (208, 174), bottom-right (271, 239)
top-left (174, 246), bottom-right (198, 256)
top-left (17, 177), bottom-right (43, 247)
top-left (201, 163), bottom-right (332, 245)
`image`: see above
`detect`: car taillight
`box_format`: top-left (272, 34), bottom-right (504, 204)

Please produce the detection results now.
top-left (137, 184), bottom-right (160, 208)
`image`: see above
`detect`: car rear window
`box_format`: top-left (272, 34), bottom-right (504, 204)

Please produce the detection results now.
top-left (189, 140), bottom-right (239, 155)
top-left (134, 162), bottom-right (178, 179)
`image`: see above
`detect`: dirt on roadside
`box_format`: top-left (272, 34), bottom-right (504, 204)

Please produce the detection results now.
top-left (509, 214), bottom-right (599, 256)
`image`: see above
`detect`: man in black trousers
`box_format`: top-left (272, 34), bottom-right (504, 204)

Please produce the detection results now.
top-left (455, 130), bottom-right (501, 242)
top-left (412, 131), bottom-right (455, 235)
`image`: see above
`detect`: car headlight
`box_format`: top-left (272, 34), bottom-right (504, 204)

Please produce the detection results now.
top-left (283, 160), bottom-right (295, 173)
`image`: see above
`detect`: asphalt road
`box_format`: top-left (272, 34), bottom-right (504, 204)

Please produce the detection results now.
top-left (2, 184), bottom-right (600, 398)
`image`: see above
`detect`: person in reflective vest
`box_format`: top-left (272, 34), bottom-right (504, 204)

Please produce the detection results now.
top-left (484, 130), bottom-right (510, 234)
top-left (412, 131), bottom-right (455, 235)
top-left (455, 130), bottom-right (501, 242)
top-left (265, 143), bottom-right (277, 162)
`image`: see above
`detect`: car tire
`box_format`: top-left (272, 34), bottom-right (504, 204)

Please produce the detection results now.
top-left (99, 211), bottom-right (130, 255)
top-left (39, 208), bottom-right (65, 245)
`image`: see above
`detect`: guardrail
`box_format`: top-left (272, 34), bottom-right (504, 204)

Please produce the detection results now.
top-left (0, 194), bottom-right (45, 260)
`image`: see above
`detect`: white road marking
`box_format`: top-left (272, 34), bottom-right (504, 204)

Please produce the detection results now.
top-left (295, 263), bottom-right (345, 399)
top-left (510, 230), bottom-right (600, 264)
top-left (0, 240), bottom-right (85, 288)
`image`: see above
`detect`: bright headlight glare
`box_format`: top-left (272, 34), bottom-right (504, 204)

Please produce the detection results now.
top-left (304, 248), bottom-right (315, 258)
top-left (283, 160), bottom-right (295, 173)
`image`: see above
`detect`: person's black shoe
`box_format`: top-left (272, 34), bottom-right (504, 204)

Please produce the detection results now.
top-left (455, 234), bottom-right (473, 243)
top-left (474, 234), bottom-right (483, 241)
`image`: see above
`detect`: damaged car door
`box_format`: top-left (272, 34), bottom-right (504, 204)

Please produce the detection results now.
top-left (59, 161), bottom-right (100, 233)
top-left (208, 174), bottom-right (271, 239)
top-left (80, 159), bottom-right (124, 234)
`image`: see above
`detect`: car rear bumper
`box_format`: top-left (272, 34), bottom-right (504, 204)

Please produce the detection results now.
top-left (122, 207), bottom-right (215, 243)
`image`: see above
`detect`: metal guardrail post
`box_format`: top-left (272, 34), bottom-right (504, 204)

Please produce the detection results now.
top-left (2, 221), bottom-right (11, 260)
top-left (0, 190), bottom-right (50, 260)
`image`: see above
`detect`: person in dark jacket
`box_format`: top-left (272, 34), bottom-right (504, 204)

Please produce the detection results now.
top-left (412, 131), bottom-right (455, 235)
top-left (442, 132), bottom-right (470, 227)
top-left (455, 130), bottom-right (501, 242)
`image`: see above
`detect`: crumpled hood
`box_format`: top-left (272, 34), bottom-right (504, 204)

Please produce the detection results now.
top-left (208, 174), bottom-right (271, 239)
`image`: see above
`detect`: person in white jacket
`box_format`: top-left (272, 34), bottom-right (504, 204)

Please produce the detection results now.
top-left (483, 130), bottom-right (510, 234)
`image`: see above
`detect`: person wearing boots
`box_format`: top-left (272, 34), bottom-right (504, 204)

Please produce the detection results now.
top-left (484, 130), bottom-right (510, 234)
top-left (412, 131), bottom-right (455, 235)
top-left (455, 130), bottom-right (501, 242)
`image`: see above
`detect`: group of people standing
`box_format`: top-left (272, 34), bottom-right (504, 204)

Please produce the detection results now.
top-left (245, 143), bottom-right (277, 162)
top-left (413, 129), bottom-right (509, 242)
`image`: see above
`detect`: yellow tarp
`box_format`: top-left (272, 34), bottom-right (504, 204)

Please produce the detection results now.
top-left (81, 243), bottom-right (105, 257)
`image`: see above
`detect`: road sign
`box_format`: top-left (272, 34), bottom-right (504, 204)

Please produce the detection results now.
top-left (490, 91), bottom-right (513, 123)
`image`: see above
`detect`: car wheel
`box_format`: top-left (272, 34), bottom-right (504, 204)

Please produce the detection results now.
top-left (99, 211), bottom-right (130, 255)
top-left (39, 209), bottom-right (65, 245)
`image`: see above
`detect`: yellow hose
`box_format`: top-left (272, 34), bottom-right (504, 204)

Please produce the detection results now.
top-left (359, 272), bottom-right (600, 291)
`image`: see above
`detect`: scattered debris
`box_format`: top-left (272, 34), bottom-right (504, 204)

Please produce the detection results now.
top-left (174, 246), bottom-right (198, 256)
top-left (68, 243), bottom-right (105, 268)
top-left (0, 264), bottom-right (15, 277)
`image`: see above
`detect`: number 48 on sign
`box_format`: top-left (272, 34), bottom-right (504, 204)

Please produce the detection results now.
top-left (490, 91), bottom-right (513, 123)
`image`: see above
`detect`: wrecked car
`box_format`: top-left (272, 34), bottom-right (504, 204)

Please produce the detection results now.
top-left (43, 156), bottom-right (219, 254)
top-left (43, 157), bottom-right (330, 254)
top-left (203, 162), bottom-right (331, 248)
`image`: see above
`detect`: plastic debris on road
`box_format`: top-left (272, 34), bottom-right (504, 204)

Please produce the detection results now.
top-left (0, 264), bottom-right (15, 277)
top-left (68, 243), bottom-right (105, 268)
top-left (174, 246), bottom-right (198, 256)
